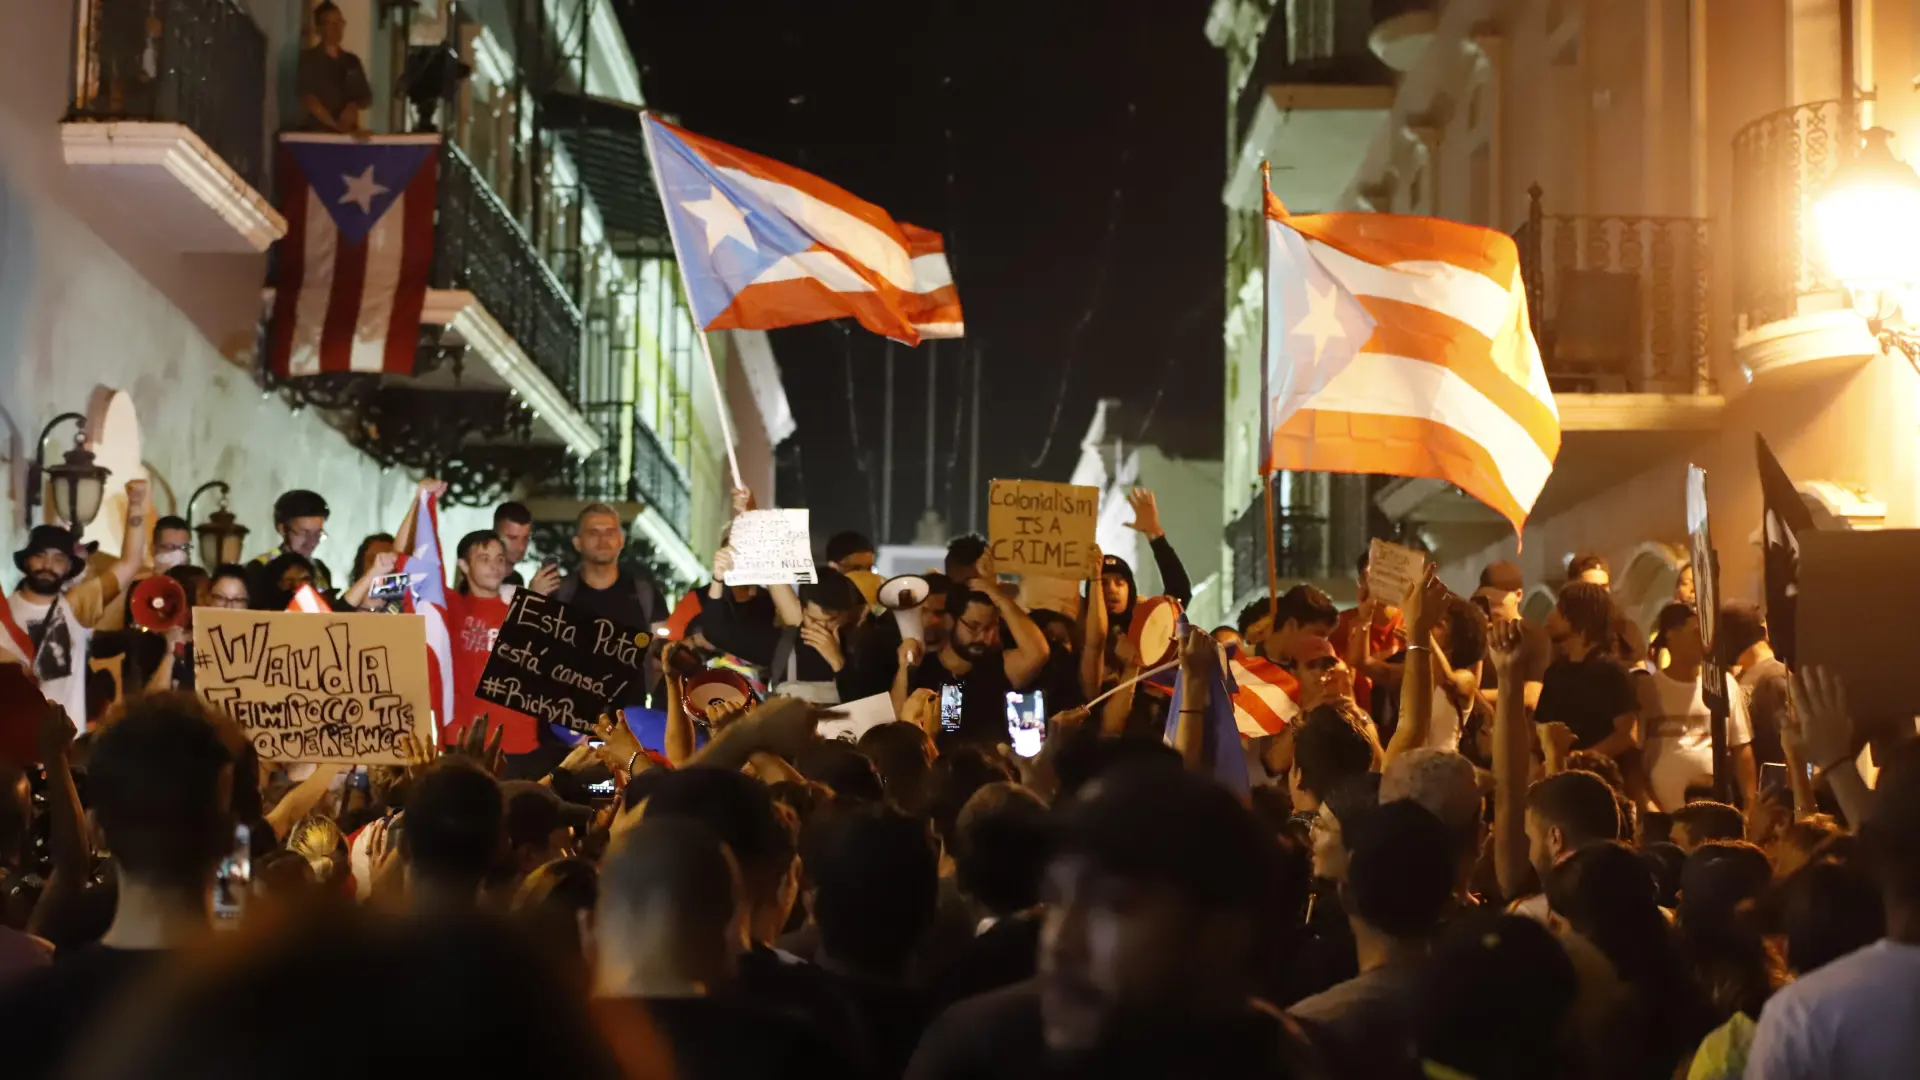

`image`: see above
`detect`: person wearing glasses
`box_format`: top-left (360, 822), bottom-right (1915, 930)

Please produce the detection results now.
top-left (248, 489), bottom-right (335, 599)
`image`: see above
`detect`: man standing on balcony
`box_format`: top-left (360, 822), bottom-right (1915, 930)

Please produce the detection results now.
top-left (551, 504), bottom-right (661, 703)
top-left (297, 2), bottom-right (372, 135)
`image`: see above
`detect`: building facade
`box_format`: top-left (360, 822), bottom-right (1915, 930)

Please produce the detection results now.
top-left (6, 0), bottom-right (786, 600)
top-left (1213, 0), bottom-right (1917, 637)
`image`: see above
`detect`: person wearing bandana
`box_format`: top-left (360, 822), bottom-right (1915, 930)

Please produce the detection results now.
top-left (2, 479), bottom-right (151, 727)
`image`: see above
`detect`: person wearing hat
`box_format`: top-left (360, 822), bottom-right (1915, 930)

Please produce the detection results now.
top-left (498, 780), bottom-right (594, 888)
top-left (4, 479), bottom-right (152, 726)
top-left (248, 489), bottom-right (335, 597)
top-left (1473, 560), bottom-right (1550, 714)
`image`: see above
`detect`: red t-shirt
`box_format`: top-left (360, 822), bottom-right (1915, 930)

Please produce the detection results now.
top-left (443, 591), bottom-right (538, 753)
top-left (1335, 607), bottom-right (1406, 714)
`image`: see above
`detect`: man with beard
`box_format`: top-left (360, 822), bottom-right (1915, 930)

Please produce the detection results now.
top-left (549, 504), bottom-right (661, 708)
top-left (896, 550), bottom-right (1050, 749)
top-left (3, 479), bottom-right (151, 726)
top-left (248, 489), bottom-right (335, 596)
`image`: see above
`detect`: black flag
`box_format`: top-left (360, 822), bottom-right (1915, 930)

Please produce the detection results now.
top-left (1756, 435), bottom-right (1818, 669)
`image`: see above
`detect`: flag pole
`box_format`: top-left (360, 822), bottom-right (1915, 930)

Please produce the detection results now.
top-left (1259, 159), bottom-right (1280, 620)
top-left (641, 113), bottom-right (746, 494)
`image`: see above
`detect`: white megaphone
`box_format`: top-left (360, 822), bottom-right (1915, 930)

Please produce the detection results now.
top-left (878, 573), bottom-right (931, 644)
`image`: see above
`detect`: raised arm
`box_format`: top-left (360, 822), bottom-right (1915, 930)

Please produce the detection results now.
top-left (1385, 572), bottom-right (1449, 766)
top-left (1793, 665), bottom-right (1875, 827)
top-left (1172, 627), bottom-right (1214, 771)
top-left (105, 479), bottom-right (152, 598)
top-left (1126, 488), bottom-right (1191, 605)
top-left (662, 644), bottom-right (696, 766)
top-left (1487, 619), bottom-right (1533, 902)
top-left (1079, 543), bottom-right (1108, 700)
top-left (27, 701), bottom-right (87, 938)
top-left (973, 553), bottom-right (1050, 688)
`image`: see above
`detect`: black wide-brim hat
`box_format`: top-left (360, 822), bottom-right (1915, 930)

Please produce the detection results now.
top-left (15, 524), bottom-right (97, 580)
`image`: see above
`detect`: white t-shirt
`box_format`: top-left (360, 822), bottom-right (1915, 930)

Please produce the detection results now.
top-left (1634, 667), bottom-right (1752, 812)
top-left (1748, 939), bottom-right (1920, 1079)
top-left (7, 591), bottom-right (89, 727)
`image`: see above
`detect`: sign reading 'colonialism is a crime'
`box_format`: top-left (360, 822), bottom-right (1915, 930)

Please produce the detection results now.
top-left (194, 609), bottom-right (434, 765)
top-left (988, 479), bottom-right (1100, 579)
top-left (475, 591), bottom-right (651, 733)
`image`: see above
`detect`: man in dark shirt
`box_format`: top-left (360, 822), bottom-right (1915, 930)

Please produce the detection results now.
top-left (641, 767), bottom-right (869, 1065)
top-left (0, 692), bottom-right (237, 1080)
top-left (906, 767), bottom-right (1319, 1080)
top-left (898, 552), bottom-right (1050, 748)
top-left (1537, 581), bottom-right (1639, 756)
top-left (590, 817), bottom-right (858, 1080)
top-left (297, 2), bottom-right (373, 134)
top-left (700, 568), bottom-right (885, 704)
top-left (547, 503), bottom-right (662, 709)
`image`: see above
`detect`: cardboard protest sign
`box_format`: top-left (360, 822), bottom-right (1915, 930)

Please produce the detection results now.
top-left (476, 591), bottom-right (651, 733)
top-left (988, 479), bottom-right (1099, 579)
top-left (724, 509), bottom-right (818, 586)
top-left (194, 609), bottom-right (434, 765)
top-left (1366, 538), bottom-right (1426, 605)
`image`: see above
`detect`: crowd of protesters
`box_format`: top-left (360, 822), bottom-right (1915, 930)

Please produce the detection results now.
top-left (0, 472), bottom-right (1915, 1080)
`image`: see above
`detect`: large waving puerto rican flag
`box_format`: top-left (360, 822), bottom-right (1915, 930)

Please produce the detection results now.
top-left (267, 134), bottom-right (440, 378)
top-left (395, 489), bottom-right (455, 737)
top-left (641, 116), bottom-right (962, 345)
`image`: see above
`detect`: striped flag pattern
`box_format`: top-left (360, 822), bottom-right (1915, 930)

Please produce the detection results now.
top-left (643, 116), bottom-right (963, 345)
top-left (1227, 650), bottom-right (1301, 737)
top-left (268, 134), bottom-right (441, 378)
top-left (395, 489), bottom-right (456, 739)
top-left (1263, 179), bottom-right (1559, 533)
top-left (285, 585), bottom-right (330, 613)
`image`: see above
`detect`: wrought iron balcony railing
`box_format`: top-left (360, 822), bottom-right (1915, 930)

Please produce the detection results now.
top-left (1730, 99), bottom-right (1855, 332)
top-left (67, 0), bottom-right (269, 191)
top-left (1515, 184), bottom-right (1712, 394)
top-left (433, 142), bottom-right (584, 399)
top-left (632, 413), bottom-right (692, 541)
top-left (1225, 485), bottom-right (1330, 607)
top-left (551, 402), bottom-right (693, 542)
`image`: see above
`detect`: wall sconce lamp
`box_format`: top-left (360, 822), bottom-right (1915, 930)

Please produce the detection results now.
top-left (26, 412), bottom-right (110, 530)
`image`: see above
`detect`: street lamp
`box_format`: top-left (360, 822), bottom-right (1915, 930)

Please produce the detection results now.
top-left (25, 412), bottom-right (111, 530)
top-left (1815, 127), bottom-right (1920, 368)
top-left (186, 480), bottom-right (250, 569)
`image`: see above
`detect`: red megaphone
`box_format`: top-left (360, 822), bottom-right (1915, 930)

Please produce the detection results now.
top-left (131, 574), bottom-right (188, 632)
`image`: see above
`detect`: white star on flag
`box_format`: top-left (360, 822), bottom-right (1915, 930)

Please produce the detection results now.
top-left (681, 185), bottom-right (756, 253)
top-left (339, 165), bottom-right (389, 213)
top-left (1292, 278), bottom-right (1348, 363)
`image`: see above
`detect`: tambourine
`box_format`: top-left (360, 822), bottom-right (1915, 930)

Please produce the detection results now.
top-left (1127, 595), bottom-right (1184, 669)
top-left (682, 668), bottom-right (760, 722)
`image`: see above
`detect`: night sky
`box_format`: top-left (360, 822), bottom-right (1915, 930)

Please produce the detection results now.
top-left (620, 0), bottom-right (1225, 543)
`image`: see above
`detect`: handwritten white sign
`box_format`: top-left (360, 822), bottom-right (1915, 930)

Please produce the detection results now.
top-left (1367, 538), bottom-right (1427, 606)
top-left (724, 509), bottom-right (818, 586)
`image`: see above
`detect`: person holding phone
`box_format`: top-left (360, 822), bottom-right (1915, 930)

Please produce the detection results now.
top-left (893, 551), bottom-right (1051, 748)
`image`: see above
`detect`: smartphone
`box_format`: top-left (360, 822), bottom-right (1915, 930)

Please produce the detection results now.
top-left (370, 572), bottom-right (410, 600)
top-left (588, 778), bottom-right (618, 798)
top-left (213, 823), bottom-right (251, 925)
top-left (347, 767), bottom-right (371, 793)
top-left (1006, 689), bottom-right (1047, 758)
top-left (1758, 761), bottom-right (1809, 791)
top-left (939, 684), bottom-right (964, 733)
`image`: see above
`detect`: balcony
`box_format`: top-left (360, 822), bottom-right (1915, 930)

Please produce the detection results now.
top-left (265, 140), bottom-right (599, 504)
top-left (1729, 100), bottom-right (1880, 381)
top-left (1224, 483), bottom-right (1331, 612)
top-left (1225, 0), bottom-right (1395, 216)
top-left (1515, 184), bottom-right (1716, 406)
top-left (1369, 0), bottom-right (1438, 72)
top-left (62, 0), bottom-right (284, 252)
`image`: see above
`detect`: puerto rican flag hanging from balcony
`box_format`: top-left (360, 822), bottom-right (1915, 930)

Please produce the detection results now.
top-left (641, 115), bottom-right (963, 345)
top-left (267, 134), bottom-right (441, 378)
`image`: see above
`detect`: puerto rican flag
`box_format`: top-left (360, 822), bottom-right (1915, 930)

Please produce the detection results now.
top-left (641, 116), bottom-right (962, 345)
top-left (1227, 649), bottom-right (1302, 737)
top-left (395, 489), bottom-right (456, 738)
top-left (267, 134), bottom-right (440, 378)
